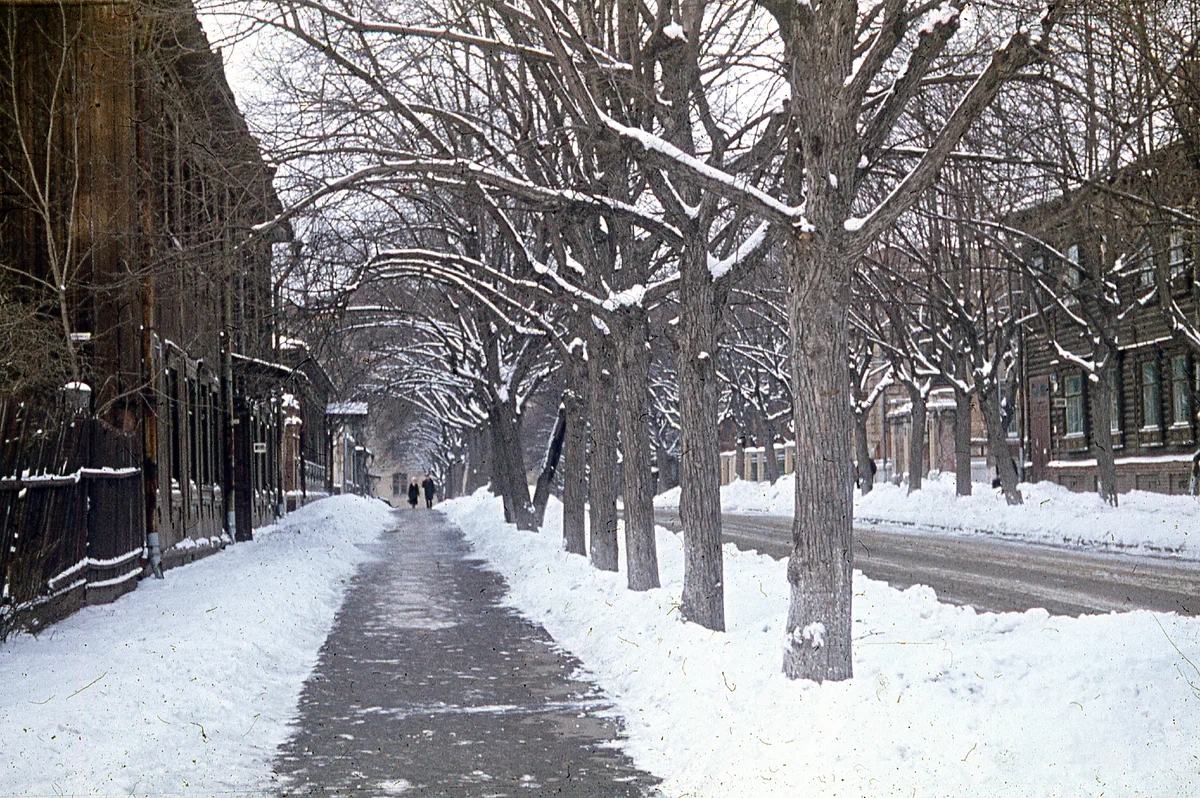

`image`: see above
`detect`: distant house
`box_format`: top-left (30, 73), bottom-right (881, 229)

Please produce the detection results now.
top-left (326, 402), bottom-right (372, 495)
top-left (1016, 143), bottom-right (1200, 494)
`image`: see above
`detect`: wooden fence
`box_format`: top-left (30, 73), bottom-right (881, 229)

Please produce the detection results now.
top-left (0, 401), bottom-right (143, 635)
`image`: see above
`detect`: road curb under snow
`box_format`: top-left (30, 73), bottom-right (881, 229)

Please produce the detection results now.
top-left (657, 472), bottom-right (1200, 559)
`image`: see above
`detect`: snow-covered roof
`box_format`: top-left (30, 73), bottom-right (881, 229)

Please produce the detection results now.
top-left (326, 402), bottom-right (369, 416)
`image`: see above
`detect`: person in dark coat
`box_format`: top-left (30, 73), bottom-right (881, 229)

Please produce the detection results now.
top-left (421, 475), bottom-right (436, 508)
top-left (407, 478), bottom-right (420, 508)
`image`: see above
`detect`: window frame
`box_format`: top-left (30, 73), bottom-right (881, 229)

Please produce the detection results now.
top-left (1169, 230), bottom-right (1189, 282)
top-left (1173, 354), bottom-right (1192, 426)
top-left (1064, 372), bottom-right (1084, 437)
top-left (1064, 244), bottom-right (1082, 292)
top-left (1108, 364), bottom-right (1121, 433)
top-left (1142, 360), bottom-right (1161, 430)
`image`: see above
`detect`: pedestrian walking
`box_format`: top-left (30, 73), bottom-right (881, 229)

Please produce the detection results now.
top-left (407, 478), bottom-right (419, 509)
top-left (422, 474), bottom-right (437, 508)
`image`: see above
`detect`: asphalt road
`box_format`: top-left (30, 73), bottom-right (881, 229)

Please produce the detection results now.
top-left (653, 509), bottom-right (1200, 617)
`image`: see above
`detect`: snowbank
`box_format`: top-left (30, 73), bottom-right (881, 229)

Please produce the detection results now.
top-left (0, 494), bottom-right (397, 796)
top-left (445, 489), bottom-right (1200, 797)
top-left (657, 472), bottom-right (1199, 556)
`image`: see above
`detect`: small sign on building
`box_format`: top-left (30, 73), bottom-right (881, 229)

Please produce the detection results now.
top-left (253, 442), bottom-right (268, 454)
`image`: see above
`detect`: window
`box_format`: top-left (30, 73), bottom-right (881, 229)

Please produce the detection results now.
top-left (187, 379), bottom-right (199, 483)
top-left (1136, 239), bottom-right (1155, 287)
top-left (1064, 373), bottom-right (1084, 436)
top-left (168, 370), bottom-right (181, 485)
top-left (1142, 360), bottom-right (1161, 429)
top-left (208, 386), bottom-right (220, 482)
top-left (1173, 355), bottom-right (1191, 425)
top-left (1064, 245), bottom-right (1082, 291)
top-left (1109, 365), bottom-right (1121, 433)
top-left (1169, 230), bottom-right (1189, 281)
top-left (199, 390), bottom-right (210, 486)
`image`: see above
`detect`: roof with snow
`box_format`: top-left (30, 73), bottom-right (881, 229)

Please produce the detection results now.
top-left (326, 402), bottom-right (369, 416)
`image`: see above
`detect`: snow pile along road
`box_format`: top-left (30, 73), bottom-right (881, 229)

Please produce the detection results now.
top-left (445, 490), bottom-right (1200, 797)
top-left (0, 494), bottom-right (396, 797)
top-left (658, 472), bottom-right (1200, 557)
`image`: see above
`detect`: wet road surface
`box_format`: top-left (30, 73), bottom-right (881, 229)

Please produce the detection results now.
top-left (654, 509), bottom-right (1200, 617)
top-left (273, 509), bottom-right (659, 797)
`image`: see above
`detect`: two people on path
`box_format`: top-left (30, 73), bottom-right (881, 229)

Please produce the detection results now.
top-left (407, 474), bottom-right (438, 508)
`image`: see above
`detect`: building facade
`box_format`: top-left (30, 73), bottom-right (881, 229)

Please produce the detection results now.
top-left (0, 0), bottom-right (325, 621)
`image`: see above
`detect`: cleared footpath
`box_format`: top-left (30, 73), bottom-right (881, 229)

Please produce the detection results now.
top-left (273, 509), bottom-right (660, 797)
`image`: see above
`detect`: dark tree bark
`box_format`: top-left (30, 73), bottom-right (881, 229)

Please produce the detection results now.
top-left (734, 435), bottom-right (746, 480)
top-left (1091, 351), bottom-right (1119, 506)
top-left (587, 324), bottom-right (620, 571)
top-left (654, 441), bottom-right (678, 492)
top-left (465, 425), bottom-right (490, 494)
top-left (906, 384), bottom-right (928, 493)
top-left (954, 386), bottom-right (973, 496)
top-left (489, 397), bottom-right (535, 529)
top-left (615, 306), bottom-right (660, 590)
top-left (760, 413), bottom-right (781, 484)
top-left (783, 237), bottom-right (853, 683)
top-left (445, 455), bottom-right (462, 500)
top-left (560, 360), bottom-right (589, 555)
top-left (531, 399), bottom-right (567, 526)
top-left (978, 382), bottom-right (1022, 505)
top-left (854, 411), bottom-right (873, 494)
top-left (677, 244), bottom-right (725, 631)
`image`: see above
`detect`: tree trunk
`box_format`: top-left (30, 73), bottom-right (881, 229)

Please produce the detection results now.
top-left (561, 368), bottom-right (588, 556)
top-left (734, 434), bottom-right (746, 481)
top-left (654, 440), bottom-right (678, 493)
top-left (854, 411), bottom-right (873, 494)
top-left (1092, 354), bottom-right (1119, 507)
top-left (979, 383), bottom-right (1023, 505)
top-left (587, 324), bottom-right (620, 571)
top-left (489, 399), bottom-right (535, 529)
top-left (954, 386), bottom-right (973, 496)
top-left (761, 413), bottom-right (781, 484)
top-left (906, 384), bottom-right (927, 493)
top-left (616, 307), bottom-right (660, 591)
top-left (465, 425), bottom-right (490, 494)
top-left (445, 455), bottom-right (462, 500)
top-left (677, 246), bottom-right (725, 631)
top-left (531, 399), bottom-right (567, 526)
top-left (783, 238), bottom-right (853, 683)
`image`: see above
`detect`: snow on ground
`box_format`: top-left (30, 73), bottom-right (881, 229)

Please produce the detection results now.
top-left (444, 490), bottom-right (1200, 797)
top-left (0, 494), bottom-right (396, 797)
top-left (657, 472), bottom-right (1199, 557)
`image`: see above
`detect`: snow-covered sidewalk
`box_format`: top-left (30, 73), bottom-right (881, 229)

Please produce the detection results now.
top-left (0, 494), bottom-right (397, 797)
top-left (444, 490), bottom-right (1200, 797)
top-left (658, 472), bottom-right (1200, 557)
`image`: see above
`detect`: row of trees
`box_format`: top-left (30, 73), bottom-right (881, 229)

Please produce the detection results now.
top-left (207, 0), bottom-right (1198, 682)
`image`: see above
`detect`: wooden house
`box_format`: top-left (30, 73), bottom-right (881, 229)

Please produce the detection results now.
top-left (1017, 143), bottom-right (1200, 494)
top-left (0, 0), bottom-right (312, 619)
